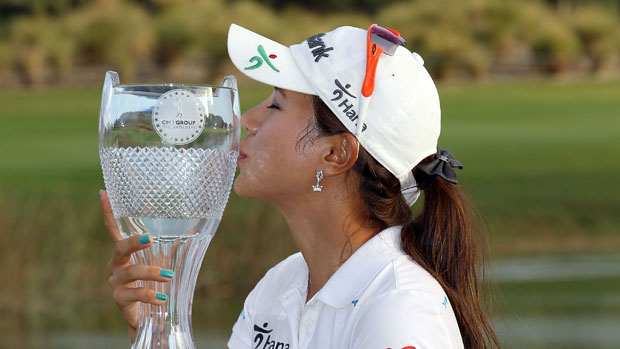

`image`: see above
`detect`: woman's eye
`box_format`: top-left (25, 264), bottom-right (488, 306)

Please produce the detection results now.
top-left (267, 103), bottom-right (280, 110)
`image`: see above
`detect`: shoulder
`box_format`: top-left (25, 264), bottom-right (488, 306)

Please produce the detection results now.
top-left (257, 251), bottom-right (306, 289)
top-left (350, 256), bottom-right (463, 348)
top-left (228, 252), bottom-right (305, 348)
top-left (242, 251), bottom-right (306, 308)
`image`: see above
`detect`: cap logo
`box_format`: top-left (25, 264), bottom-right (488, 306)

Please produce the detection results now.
top-left (331, 79), bottom-right (366, 132)
top-left (245, 45), bottom-right (280, 72)
top-left (306, 33), bottom-right (333, 62)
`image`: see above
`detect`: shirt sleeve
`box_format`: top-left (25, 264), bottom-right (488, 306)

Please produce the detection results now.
top-left (227, 297), bottom-right (254, 348)
top-left (227, 263), bottom-right (278, 349)
top-left (228, 272), bottom-right (269, 348)
top-left (349, 290), bottom-right (463, 349)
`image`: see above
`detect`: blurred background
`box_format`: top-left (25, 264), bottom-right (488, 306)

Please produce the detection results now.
top-left (0, 0), bottom-right (619, 347)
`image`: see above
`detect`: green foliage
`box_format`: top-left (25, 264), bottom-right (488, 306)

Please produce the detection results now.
top-left (65, 1), bottom-right (155, 79)
top-left (0, 0), bottom-right (93, 15)
top-left (9, 16), bottom-right (55, 85)
top-left (1, 0), bottom-right (620, 84)
top-left (570, 4), bottom-right (620, 74)
top-left (378, 1), bottom-right (492, 78)
top-left (0, 41), bottom-right (10, 72)
top-left (154, 5), bottom-right (201, 67)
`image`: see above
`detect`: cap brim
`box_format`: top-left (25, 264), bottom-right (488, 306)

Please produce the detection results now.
top-left (227, 24), bottom-right (316, 95)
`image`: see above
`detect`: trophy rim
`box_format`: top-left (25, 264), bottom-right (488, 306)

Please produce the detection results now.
top-left (115, 82), bottom-right (237, 91)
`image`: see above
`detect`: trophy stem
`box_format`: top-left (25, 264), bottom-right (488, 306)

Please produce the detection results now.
top-left (131, 219), bottom-right (219, 349)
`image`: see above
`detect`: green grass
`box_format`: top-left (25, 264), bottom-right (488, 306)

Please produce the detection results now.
top-left (1, 80), bottom-right (619, 338)
top-left (2, 80), bottom-right (618, 242)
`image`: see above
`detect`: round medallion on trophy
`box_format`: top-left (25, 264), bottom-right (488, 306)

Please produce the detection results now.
top-left (153, 89), bottom-right (206, 145)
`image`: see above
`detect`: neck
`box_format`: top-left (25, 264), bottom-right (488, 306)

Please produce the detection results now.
top-left (276, 185), bottom-right (379, 302)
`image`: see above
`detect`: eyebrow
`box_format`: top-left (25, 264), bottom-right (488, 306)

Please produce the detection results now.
top-left (274, 87), bottom-right (287, 99)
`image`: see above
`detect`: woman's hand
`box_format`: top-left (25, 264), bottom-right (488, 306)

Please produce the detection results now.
top-left (100, 190), bottom-right (173, 342)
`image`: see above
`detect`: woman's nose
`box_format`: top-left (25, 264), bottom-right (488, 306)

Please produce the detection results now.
top-left (241, 99), bottom-right (268, 135)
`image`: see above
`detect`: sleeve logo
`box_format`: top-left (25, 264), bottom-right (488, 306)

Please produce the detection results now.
top-left (245, 45), bottom-right (280, 72)
top-left (253, 322), bottom-right (290, 349)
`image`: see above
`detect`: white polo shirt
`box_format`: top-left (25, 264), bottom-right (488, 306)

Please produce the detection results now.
top-left (227, 226), bottom-right (463, 349)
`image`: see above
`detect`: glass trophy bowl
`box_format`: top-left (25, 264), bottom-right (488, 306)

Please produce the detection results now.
top-left (99, 71), bottom-right (240, 348)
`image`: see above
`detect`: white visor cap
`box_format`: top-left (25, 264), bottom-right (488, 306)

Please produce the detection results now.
top-left (228, 24), bottom-right (441, 205)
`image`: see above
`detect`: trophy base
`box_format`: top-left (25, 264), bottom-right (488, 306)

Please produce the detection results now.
top-left (122, 218), bottom-right (220, 349)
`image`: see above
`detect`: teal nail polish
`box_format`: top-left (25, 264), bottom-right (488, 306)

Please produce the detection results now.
top-left (99, 190), bottom-right (103, 199)
top-left (160, 270), bottom-right (174, 278)
top-left (139, 235), bottom-right (150, 244)
top-left (156, 293), bottom-right (168, 301)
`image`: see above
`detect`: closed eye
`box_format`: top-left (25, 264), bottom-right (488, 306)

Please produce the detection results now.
top-left (267, 102), bottom-right (280, 110)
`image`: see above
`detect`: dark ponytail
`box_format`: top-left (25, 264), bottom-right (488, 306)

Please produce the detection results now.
top-left (311, 96), bottom-right (500, 348)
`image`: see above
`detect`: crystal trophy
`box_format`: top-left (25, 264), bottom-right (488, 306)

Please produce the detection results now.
top-left (99, 71), bottom-right (240, 348)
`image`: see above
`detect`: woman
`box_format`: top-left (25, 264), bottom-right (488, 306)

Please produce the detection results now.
top-left (102, 24), bottom-right (499, 348)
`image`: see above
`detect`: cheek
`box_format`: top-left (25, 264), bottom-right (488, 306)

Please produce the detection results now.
top-left (234, 121), bottom-right (313, 198)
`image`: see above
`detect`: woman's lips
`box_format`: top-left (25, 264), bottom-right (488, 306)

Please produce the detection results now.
top-left (237, 151), bottom-right (247, 164)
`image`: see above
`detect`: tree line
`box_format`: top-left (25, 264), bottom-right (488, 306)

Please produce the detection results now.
top-left (0, 0), bottom-right (618, 86)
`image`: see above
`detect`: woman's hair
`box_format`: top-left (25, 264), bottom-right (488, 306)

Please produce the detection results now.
top-left (310, 96), bottom-right (500, 348)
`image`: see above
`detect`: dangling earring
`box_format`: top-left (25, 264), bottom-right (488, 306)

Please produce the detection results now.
top-left (312, 170), bottom-right (324, 192)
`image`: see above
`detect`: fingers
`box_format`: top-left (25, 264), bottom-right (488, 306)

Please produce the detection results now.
top-left (113, 286), bottom-right (168, 308)
top-left (109, 265), bottom-right (174, 289)
top-left (100, 190), bottom-right (122, 242)
top-left (108, 234), bottom-right (153, 272)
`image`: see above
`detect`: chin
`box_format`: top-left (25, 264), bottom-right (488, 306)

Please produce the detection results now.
top-left (233, 175), bottom-right (257, 199)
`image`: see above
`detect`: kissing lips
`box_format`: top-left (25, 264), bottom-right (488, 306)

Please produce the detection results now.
top-left (237, 151), bottom-right (247, 165)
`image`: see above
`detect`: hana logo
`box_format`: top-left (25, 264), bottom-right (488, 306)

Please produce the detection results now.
top-left (330, 79), bottom-right (366, 132)
top-left (245, 45), bottom-right (280, 72)
top-left (253, 322), bottom-right (290, 349)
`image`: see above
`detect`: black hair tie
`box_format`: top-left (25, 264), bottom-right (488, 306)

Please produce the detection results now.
top-left (415, 147), bottom-right (463, 190)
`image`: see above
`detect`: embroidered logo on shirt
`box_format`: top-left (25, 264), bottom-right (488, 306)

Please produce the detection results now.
top-left (442, 296), bottom-right (448, 308)
top-left (352, 299), bottom-right (359, 307)
top-left (387, 347), bottom-right (416, 349)
top-left (253, 322), bottom-right (290, 349)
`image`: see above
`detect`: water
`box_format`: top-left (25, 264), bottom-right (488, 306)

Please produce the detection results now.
top-left (491, 253), bottom-right (620, 348)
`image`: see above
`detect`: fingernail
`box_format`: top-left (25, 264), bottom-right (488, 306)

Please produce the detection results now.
top-left (99, 190), bottom-right (103, 199)
top-left (138, 235), bottom-right (150, 244)
top-left (156, 293), bottom-right (168, 301)
top-left (160, 269), bottom-right (174, 278)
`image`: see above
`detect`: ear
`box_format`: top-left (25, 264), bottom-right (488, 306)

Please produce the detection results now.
top-left (320, 133), bottom-right (359, 176)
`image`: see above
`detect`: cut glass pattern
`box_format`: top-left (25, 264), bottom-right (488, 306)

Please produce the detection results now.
top-left (100, 147), bottom-right (237, 220)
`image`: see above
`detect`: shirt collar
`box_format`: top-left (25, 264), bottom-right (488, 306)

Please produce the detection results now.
top-left (312, 226), bottom-right (405, 308)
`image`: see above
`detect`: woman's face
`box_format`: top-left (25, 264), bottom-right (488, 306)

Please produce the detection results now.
top-left (234, 88), bottom-right (321, 205)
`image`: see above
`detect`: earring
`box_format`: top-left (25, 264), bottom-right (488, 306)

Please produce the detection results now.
top-left (312, 170), bottom-right (324, 192)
